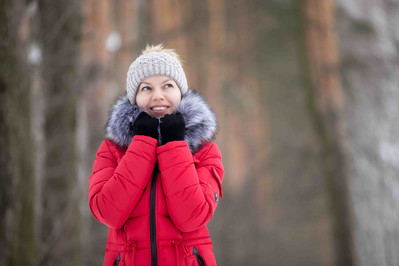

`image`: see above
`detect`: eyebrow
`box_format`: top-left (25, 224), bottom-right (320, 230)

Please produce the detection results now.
top-left (140, 78), bottom-right (173, 85)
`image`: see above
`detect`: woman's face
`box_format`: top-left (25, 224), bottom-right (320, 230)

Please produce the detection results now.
top-left (136, 75), bottom-right (182, 118)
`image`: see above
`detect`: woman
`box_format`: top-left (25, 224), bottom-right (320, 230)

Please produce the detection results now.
top-left (89, 44), bottom-right (224, 265)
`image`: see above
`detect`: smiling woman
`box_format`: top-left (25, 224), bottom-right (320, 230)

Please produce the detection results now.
top-left (89, 44), bottom-right (224, 266)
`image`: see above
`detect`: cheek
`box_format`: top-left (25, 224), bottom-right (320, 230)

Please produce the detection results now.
top-left (166, 97), bottom-right (181, 114)
top-left (135, 95), bottom-right (147, 109)
top-left (175, 98), bottom-right (182, 107)
top-left (171, 95), bottom-right (181, 110)
top-left (173, 90), bottom-right (182, 106)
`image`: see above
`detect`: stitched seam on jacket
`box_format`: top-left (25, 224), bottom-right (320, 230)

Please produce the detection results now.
top-left (127, 149), bottom-right (155, 163)
top-left (91, 165), bottom-right (116, 176)
top-left (176, 200), bottom-right (211, 229)
top-left (105, 140), bottom-right (118, 161)
top-left (165, 183), bottom-right (198, 198)
top-left (160, 159), bottom-right (193, 171)
top-left (113, 171), bottom-right (145, 191)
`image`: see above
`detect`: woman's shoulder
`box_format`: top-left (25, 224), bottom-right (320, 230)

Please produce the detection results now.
top-left (97, 139), bottom-right (127, 157)
top-left (194, 141), bottom-right (222, 160)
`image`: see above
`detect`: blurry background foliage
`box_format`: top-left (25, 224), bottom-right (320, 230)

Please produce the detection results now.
top-left (1, 0), bottom-right (399, 265)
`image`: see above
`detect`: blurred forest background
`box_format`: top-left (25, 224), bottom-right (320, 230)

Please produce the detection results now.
top-left (1, 0), bottom-right (399, 265)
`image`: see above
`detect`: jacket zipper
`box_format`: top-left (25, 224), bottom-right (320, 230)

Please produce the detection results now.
top-left (150, 162), bottom-right (159, 266)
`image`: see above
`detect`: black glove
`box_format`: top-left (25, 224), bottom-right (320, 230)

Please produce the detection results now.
top-left (160, 112), bottom-right (185, 145)
top-left (132, 112), bottom-right (159, 140)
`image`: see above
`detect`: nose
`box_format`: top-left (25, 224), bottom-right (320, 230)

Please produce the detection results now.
top-left (151, 87), bottom-right (165, 101)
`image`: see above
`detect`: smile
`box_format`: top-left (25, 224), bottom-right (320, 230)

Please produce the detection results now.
top-left (151, 106), bottom-right (168, 111)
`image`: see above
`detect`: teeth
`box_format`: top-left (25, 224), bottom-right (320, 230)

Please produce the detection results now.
top-left (152, 106), bottom-right (167, 111)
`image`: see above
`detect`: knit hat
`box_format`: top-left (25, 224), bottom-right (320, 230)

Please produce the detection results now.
top-left (126, 44), bottom-right (188, 105)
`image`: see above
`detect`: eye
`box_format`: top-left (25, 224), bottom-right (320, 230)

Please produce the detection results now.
top-left (141, 86), bottom-right (151, 91)
top-left (164, 83), bottom-right (173, 88)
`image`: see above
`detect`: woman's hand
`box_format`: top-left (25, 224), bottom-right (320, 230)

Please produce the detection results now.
top-left (132, 112), bottom-right (159, 140)
top-left (160, 112), bottom-right (185, 144)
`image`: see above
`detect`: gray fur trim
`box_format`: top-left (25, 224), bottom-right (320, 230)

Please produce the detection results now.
top-left (176, 90), bottom-right (218, 153)
top-left (105, 97), bottom-right (142, 148)
top-left (105, 89), bottom-right (218, 154)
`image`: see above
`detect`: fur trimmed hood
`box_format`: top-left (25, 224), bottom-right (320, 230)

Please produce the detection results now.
top-left (105, 89), bottom-right (218, 154)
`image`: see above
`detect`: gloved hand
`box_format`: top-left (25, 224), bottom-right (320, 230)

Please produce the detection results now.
top-left (132, 112), bottom-right (159, 140)
top-left (160, 112), bottom-right (185, 145)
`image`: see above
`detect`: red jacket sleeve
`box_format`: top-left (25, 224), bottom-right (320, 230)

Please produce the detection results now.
top-left (89, 136), bottom-right (158, 229)
top-left (157, 141), bottom-right (224, 232)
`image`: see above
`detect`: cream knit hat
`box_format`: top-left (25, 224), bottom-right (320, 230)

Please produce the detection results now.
top-left (126, 44), bottom-right (188, 105)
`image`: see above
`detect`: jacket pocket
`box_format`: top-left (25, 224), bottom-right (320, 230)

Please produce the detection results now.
top-left (113, 253), bottom-right (120, 266)
top-left (185, 247), bottom-right (205, 266)
top-left (193, 246), bottom-right (205, 266)
top-left (211, 167), bottom-right (223, 198)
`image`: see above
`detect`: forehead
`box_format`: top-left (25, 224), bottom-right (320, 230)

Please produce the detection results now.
top-left (141, 75), bottom-right (176, 85)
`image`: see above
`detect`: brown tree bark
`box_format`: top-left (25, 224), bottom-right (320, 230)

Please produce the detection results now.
top-left (301, 0), bottom-right (354, 265)
top-left (0, 0), bottom-right (36, 265)
top-left (37, 0), bottom-right (83, 264)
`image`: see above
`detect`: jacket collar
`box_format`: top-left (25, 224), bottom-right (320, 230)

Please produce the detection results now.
top-left (105, 89), bottom-right (218, 154)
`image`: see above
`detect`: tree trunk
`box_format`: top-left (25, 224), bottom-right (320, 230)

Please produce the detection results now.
top-left (301, 0), bottom-right (354, 265)
top-left (0, 0), bottom-right (36, 265)
top-left (37, 0), bottom-right (83, 264)
top-left (335, 1), bottom-right (399, 265)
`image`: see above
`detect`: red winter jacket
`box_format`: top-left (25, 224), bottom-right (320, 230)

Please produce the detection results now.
top-left (89, 90), bottom-right (224, 265)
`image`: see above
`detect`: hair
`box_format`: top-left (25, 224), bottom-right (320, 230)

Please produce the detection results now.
top-left (141, 44), bottom-right (183, 65)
